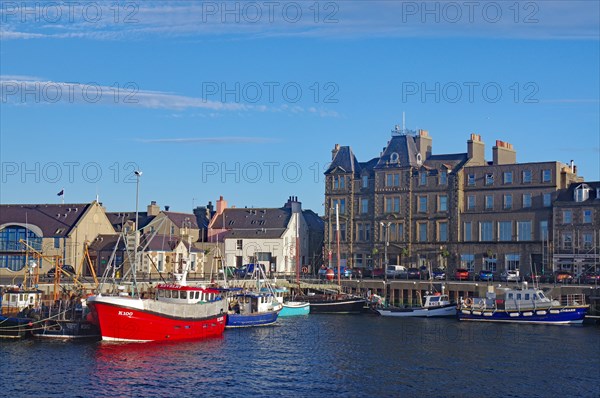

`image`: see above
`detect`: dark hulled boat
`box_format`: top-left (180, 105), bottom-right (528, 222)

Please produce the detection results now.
top-left (305, 292), bottom-right (365, 314)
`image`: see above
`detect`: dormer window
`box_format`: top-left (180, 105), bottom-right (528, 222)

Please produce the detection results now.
top-left (574, 184), bottom-right (590, 202)
top-left (390, 152), bottom-right (399, 163)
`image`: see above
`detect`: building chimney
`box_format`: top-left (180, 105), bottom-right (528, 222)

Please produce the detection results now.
top-left (415, 129), bottom-right (432, 160)
top-left (467, 133), bottom-right (486, 165)
top-left (216, 195), bottom-right (228, 215)
top-left (332, 144), bottom-right (341, 160)
top-left (492, 140), bottom-right (516, 165)
top-left (147, 201), bottom-right (160, 216)
top-left (165, 205), bottom-right (170, 211)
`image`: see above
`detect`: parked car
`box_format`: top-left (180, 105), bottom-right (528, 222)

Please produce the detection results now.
top-left (454, 268), bottom-right (470, 281)
top-left (524, 273), bottom-right (549, 283)
top-left (351, 268), bottom-right (363, 279)
top-left (46, 264), bottom-right (75, 277)
top-left (553, 271), bottom-right (573, 284)
top-left (386, 265), bottom-right (407, 279)
top-left (334, 266), bottom-right (352, 278)
top-left (432, 268), bottom-right (446, 280)
top-left (407, 268), bottom-right (421, 279)
top-left (500, 270), bottom-right (520, 282)
top-left (583, 272), bottom-right (600, 285)
top-left (477, 270), bottom-right (494, 281)
top-left (363, 267), bottom-right (385, 278)
top-left (418, 266), bottom-right (430, 280)
top-left (234, 263), bottom-right (266, 278)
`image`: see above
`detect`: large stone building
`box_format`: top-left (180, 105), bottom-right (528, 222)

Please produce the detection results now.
top-left (553, 182), bottom-right (600, 276)
top-left (324, 128), bottom-right (583, 277)
top-left (0, 201), bottom-right (115, 277)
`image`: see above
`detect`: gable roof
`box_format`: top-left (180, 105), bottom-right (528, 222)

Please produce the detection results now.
top-left (162, 211), bottom-right (199, 229)
top-left (222, 207), bottom-right (291, 239)
top-left (106, 211), bottom-right (155, 232)
top-left (0, 203), bottom-right (94, 237)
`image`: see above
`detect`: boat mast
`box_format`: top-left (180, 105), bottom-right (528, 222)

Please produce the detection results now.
top-left (336, 203), bottom-right (341, 286)
top-left (296, 211), bottom-right (300, 284)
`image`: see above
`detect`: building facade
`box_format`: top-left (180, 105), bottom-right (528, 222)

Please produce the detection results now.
top-left (553, 182), bottom-right (600, 276)
top-left (0, 201), bottom-right (115, 277)
top-left (324, 128), bottom-right (583, 277)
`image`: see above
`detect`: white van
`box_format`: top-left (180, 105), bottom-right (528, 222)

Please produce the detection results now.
top-left (386, 265), bottom-right (407, 279)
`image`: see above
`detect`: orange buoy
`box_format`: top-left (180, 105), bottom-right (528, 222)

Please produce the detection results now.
top-left (326, 268), bottom-right (335, 281)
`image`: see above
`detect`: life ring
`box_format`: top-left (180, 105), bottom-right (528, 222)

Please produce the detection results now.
top-left (302, 266), bottom-right (308, 273)
top-left (464, 298), bottom-right (473, 306)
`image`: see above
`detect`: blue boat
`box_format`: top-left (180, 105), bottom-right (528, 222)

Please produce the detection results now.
top-left (458, 284), bottom-right (588, 325)
top-left (280, 301), bottom-right (310, 317)
top-left (226, 290), bottom-right (282, 328)
top-left (268, 287), bottom-right (309, 317)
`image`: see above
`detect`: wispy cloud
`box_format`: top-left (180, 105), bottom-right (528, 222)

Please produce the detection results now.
top-left (137, 137), bottom-right (279, 144)
top-left (1, 1), bottom-right (598, 41)
top-left (541, 99), bottom-right (600, 104)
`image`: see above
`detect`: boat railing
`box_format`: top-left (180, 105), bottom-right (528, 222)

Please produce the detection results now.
top-left (560, 294), bottom-right (587, 307)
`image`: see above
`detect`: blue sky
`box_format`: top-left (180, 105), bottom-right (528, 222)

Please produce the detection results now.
top-left (1, 1), bottom-right (599, 214)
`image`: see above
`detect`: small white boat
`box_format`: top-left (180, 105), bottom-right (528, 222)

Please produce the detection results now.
top-left (376, 294), bottom-right (456, 318)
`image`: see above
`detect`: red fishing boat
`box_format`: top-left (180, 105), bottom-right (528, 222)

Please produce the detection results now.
top-left (87, 284), bottom-right (227, 342)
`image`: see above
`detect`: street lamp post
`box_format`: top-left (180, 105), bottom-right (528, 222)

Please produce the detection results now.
top-left (381, 222), bottom-right (390, 282)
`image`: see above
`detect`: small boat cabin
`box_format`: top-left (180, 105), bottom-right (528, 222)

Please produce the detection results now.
top-left (155, 284), bottom-right (221, 304)
top-left (1, 287), bottom-right (42, 317)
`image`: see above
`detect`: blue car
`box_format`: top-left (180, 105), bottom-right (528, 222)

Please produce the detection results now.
top-left (478, 270), bottom-right (494, 281)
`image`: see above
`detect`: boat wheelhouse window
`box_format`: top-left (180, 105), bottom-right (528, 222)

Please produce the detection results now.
top-left (158, 290), bottom-right (165, 297)
top-left (508, 293), bottom-right (513, 300)
top-left (181, 291), bottom-right (187, 299)
top-left (166, 290), bottom-right (172, 299)
top-left (10, 294), bottom-right (17, 302)
top-left (430, 296), bottom-right (440, 302)
top-left (538, 292), bottom-right (546, 299)
top-left (516, 294), bottom-right (522, 300)
top-left (525, 294), bottom-right (530, 300)
top-left (533, 294), bottom-right (538, 300)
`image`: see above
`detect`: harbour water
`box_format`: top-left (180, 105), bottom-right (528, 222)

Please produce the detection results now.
top-left (1, 316), bottom-right (599, 397)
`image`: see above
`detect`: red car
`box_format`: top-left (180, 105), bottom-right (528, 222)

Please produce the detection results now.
top-left (454, 268), bottom-right (470, 281)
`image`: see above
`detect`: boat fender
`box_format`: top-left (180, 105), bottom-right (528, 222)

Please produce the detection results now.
top-left (464, 298), bottom-right (473, 307)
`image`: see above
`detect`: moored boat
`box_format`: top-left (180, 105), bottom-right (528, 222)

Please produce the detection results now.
top-left (376, 293), bottom-right (456, 318)
top-left (270, 287), bottom-right (309, 317)
top-left (458, 284), bottom-right (588, 325)
top-left (87, 284), bottom-right (227, 342)
top-left (305, 291), bottom-right (365, 314)
top-left (0, 285), bottom-right (43, 339)
top-left (225, 290), bottom-right (282, 328)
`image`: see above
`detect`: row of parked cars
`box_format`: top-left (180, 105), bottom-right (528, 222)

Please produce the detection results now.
top-left (343, 265), bottom-right (600, 285)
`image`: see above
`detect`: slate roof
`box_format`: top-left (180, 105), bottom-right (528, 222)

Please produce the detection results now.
top-left (325, 146), bottom-right (361, 175)
top-left (374, 134), bottom-right (419, 169)
top-left (88, 234), bottom-right (126, 252)
top-left (0, 203), bottom-right (93, 237)
top-left (221, 207), bottom-right (291, 239)
top-left (106, 212), bottom-right (155, 232)
top-left (358, 158), bottom-right (379, 175)
top-left (423, 153), bottom-right (470, 173)
top-left (556, 181), bottom-right (600, 202)
top-left (302, 210), bottom-right (325, 232)
top-left (163, 211), bottom-right (199, 229)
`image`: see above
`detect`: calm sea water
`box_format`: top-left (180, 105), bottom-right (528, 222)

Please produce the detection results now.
top-left (1, 316), bottom-right (599, 397)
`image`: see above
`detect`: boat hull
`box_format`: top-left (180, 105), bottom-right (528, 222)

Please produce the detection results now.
top-left (308, 298), bottom-right (366, 314)
top-left (279, 302), bottom-right (310, 317)
top-left (32, 319), bottom-right (100, 340)
top-left (0, 315), bottom-right (33, 339)
top-left (377, 304), bottom-right (457, 318)
top-left (458, 306), bottom-right (588, 325)
top-left (226, 310), bottom-right (279, 328)
top-left (87, 296), bottom-right (227, 342)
